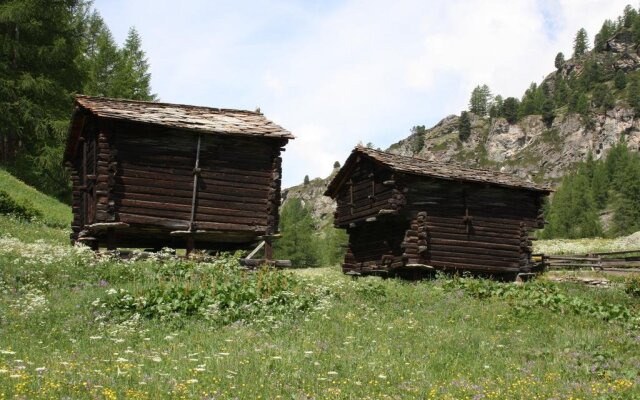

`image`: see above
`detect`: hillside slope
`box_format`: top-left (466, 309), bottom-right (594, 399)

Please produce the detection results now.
top-left (0, 169), bottom-right (71, 227)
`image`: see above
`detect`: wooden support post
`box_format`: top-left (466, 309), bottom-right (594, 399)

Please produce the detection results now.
top-left (106, 228), bottom-right (116, 251)
top-left (264, 238), bottom-right (273, 261)
top-left (89, 240), bottom-right (99, 252)
top-left (186, 235), bottom-right (195, 257)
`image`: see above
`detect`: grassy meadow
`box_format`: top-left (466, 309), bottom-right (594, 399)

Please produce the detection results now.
top-left (1, 174), bottom-right (639, 399)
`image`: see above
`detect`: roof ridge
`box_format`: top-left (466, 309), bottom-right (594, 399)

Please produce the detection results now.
top-left (352, 146), bottom-right (551, 192)
top-left (75, 94), bottom-right (263, 115)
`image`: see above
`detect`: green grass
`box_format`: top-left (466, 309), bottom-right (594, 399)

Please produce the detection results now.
top-left (1, 226), bottom-right (639, 399)
top-left (0, 169), bottom-right (71, 228)
top-left (0, 215), bottom-right (69, 244)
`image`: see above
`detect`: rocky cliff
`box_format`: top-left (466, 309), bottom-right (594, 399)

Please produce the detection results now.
top-left (281, 167), bottom-right (339, 228)
top-left (388, 106), bottom-right (640, 183)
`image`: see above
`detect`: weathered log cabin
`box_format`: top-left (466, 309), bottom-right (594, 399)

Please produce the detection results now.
top-left (63, 95), bottom-right (293, 255)
top-left (325, 147), bottom-right (551, 278)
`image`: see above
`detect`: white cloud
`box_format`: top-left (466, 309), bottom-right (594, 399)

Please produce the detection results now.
top-left (95, 0), bottom-right (632, 187)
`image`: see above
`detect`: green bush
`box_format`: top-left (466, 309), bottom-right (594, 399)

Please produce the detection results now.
top-left (95, 253), bottom-right (325, 325)
top-left (0, 189), bottom-right (42, 221)
top-left (439, 275), bottom-right (640, 328)
top-left (624, 275), bottom-right (640, 297)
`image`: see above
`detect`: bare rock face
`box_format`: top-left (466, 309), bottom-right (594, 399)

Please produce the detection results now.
top-left (389, 105), bottom-right (640, 185)
top-left (281, 168), bottom-right (339, 227)
top-left (486, 116), bottom-right (544, 162)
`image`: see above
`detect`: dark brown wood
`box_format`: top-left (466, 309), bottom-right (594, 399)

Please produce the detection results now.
top-left (327, 147), bottom-right (549, 278)
top-left (264, 238), bottom-right (274, 260)
top-left (65, 96), bottom-right (290, 253)
top-left (239, 259), bottom-right (292, 268)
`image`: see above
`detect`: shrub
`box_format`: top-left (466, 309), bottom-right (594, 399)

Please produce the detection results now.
top-left (624, 275), bottom-right (640, 297)
top-left (95, 254), bottom-right (325, 325)
top-left (0, 190), bottom-right (42, 221)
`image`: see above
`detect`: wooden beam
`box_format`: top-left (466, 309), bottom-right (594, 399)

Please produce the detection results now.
top-left (86, 222), bottom-right (129, 231)
top-left (246, 241), bottom-right (265, 260)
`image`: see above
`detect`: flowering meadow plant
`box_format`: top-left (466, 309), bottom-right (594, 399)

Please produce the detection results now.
top-left (1, 223), bottom-right (639, 399)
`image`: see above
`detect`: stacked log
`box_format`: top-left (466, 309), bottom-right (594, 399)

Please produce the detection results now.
top-left (70, 167), bottom-right (82, 242)
top-left (389, 185), bottom-right (407, 211)
top-left (518, 222), bottom-right (533, 271)
top-left (266, 151), bottom-right (282, 235)
top-left (96, 131), bottom-right (117, 222)
top-left (401, 211), bottom-right (428, 265)
top-left (342, 246), bottom-right (358, 273)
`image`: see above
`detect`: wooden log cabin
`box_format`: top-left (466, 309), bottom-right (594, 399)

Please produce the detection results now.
top-left (325, 147), bottom-right (551, 278)
top-left (63, 95), bottom-right (293, 255)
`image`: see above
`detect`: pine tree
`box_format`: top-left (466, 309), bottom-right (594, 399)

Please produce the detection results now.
top-left (81, 10), bottom-right (120, 97)
top-left (333, 161), bottom-right (340, 168)
top-left (541, 96), bottom-right (555, 127)
top-left (468, 84), bottom-right (492, 116)
top-left (111, 27), bottom-right (156, 100)
top-left (594, 19), bottom-right (616, 51)
top-left (633, 16), bottom-right (640, 42)
top-left (274, 199), bottom-right (321, 267)
top-left (553, 77), bottom-right (569, 106)
top-left (591, 161), bottom-right (609, 209)
top-left (502, 97), bottom-right (520, 124)
top-left (592, 83), bottom-right (614, 109)
top-left (489, 94), bottom-right (504, 118)
top-left (519, 82), bottom-right (542, 117)
top-left (614, 69), bottom-right (627, 90)
top-left (623, 5), bottom-right (639, 28)
top-left (458, 111), bottom-right (471, 141)
top-left (554, 52), bottom-right (565, 70)
top-left (574, 92), bottom-right (589, 116)
top-left (303, 175), bottom-right (310, 185)
top-left (627, 73), bottom-right (640, 115)
top-left (580, 58), bottom-right (603, 90)
top-left (318, 215), bottom-right (348, 266)
top-left (611, 154), bottom-right (640, 235)
top-left (605, 141), bottom-right (631, 190)
top-left (0, 0), bottom-right (84, 200)
top-left (573, 28), bottom-right (589, 58)
top-left (411, 125), bottom-right (426, 153)
top-left (543, 173), bottom-right (602, 239)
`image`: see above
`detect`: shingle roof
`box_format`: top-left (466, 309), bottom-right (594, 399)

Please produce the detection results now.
top-left (74, 95), bottom-right (294, 139)
top-left (325, 146), bottom-right (551, 196)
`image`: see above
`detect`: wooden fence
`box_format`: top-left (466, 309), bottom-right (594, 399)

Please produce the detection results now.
top-left (540, 249), bottom-right (640, 273)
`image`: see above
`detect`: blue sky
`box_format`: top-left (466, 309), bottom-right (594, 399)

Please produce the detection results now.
top-left (95, 0), bottom-right (632, 187)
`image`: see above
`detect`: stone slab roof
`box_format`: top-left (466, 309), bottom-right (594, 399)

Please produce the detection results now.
top-left (326, 146), bottom-right (552, 196)
top-left (74, 95), bottom-right (294, 139)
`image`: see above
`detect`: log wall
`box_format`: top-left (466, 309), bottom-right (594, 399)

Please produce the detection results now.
top-left (334, 158), bottom-right (395, 226)
top-left (336, 170), bottom-right (547, 277)
top-left (70, 118), bottom-right (287, 250)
